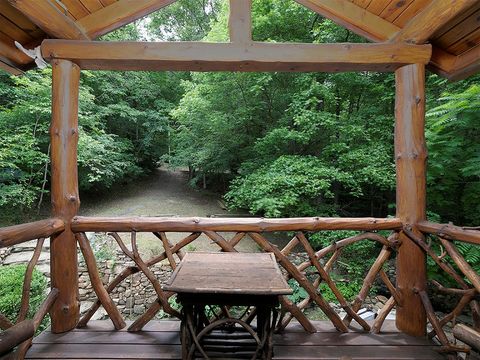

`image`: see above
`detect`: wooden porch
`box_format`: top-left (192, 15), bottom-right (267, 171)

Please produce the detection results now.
top-left (1, 0), bottom-right (480, 359)
top-left (26, 320), bottom-right (444, 360)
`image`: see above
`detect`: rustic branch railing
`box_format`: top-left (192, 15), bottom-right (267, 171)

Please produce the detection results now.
top-left (0, 219), bottom-right (64, 358)
top-left (0, 218), bottom-right (65, 248)
top-left (405, 223), bottom-right (480, 358)
top-left (73, 216), bottom-right (402, 335)
top-left (1, 216), bottom-right (478, 359)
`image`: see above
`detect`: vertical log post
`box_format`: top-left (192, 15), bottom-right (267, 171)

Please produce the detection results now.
top-left (50, 59), bottom-right (81, 333)
top-left (395, 63), bottom-right (427, 336)
top-left (229, 0), bottom-right (252, 43)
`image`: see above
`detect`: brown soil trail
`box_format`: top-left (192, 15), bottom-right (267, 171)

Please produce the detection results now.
top-left (79, 168), bottom-right (273, 254)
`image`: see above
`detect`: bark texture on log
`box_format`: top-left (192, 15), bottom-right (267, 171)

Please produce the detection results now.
top-left (71, 216), bottom-right (403, 232)
top-left (395, 63), bottom-right (427, 337)
top-left (49, 59), bottom-right (81, 333)
top-left (418, 221), bottom-right (480, 245)
top-left (0, 219), bottom-right (64, 248)
top-left (454, 324), bottom-right (480, 352)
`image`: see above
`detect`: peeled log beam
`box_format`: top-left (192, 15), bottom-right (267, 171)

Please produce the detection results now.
top-left (228, 0), bottom-right (251, 43)
top-left (0, 218), bottom-right (64, 248)
top-left (71, 216), bottom-right (402, 233)
top-left (40, 40), bottom-right (432, 72)
top-left (454, 324), bottom-right (480, 352)
top-left (0, 320), bottom-right (34, 356)
top-left (418, 221), bottom-right (480, 245)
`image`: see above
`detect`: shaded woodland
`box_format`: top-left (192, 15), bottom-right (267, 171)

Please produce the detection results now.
top-left (0, 0), bottom-right (478, 229)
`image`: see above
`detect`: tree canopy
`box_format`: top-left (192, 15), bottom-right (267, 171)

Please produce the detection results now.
top-left (0, 0), bottom-right (478, 229)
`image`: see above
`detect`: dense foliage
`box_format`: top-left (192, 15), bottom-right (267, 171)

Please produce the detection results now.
top-left (0, 0), bottom-right (478, 232)
top-left (0, 0), bottom-right (478, 310)
top-left (0, 264), bottom-right (47, 322)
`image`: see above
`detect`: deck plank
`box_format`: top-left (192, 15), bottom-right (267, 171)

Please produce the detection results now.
top-left (33, 330), bottom-right (433, 346)
top-left (24, 320), bottom-right (445, 360)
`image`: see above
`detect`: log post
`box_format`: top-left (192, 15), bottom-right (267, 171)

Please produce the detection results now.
top-left (50, 59), bottom-right (81, 333)
top-left (395, 63), bottom-right (427, 336)
top-left (229, 0), bottom-right (252, 43)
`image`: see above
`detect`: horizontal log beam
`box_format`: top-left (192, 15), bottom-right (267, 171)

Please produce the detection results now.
top-left (417, 220), bottom-right (480, 245)
top-left (41, 40), bottom-right (432, 72)
top-left (71, 216), bottom-right (403, 233)
top-left (0, 218), bottom-right (65, 248)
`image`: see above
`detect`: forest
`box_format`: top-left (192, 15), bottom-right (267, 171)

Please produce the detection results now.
top-left (0, 0), bottom-right (479, 231)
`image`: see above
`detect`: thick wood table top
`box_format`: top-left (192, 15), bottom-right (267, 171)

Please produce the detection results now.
top-left (163, 252), bottom-right (292, 296)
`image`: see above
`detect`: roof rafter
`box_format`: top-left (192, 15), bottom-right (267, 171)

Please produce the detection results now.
top-left (0, 55), bottom-right (24, 75)
top-left (6, 0), bottom-right (89, 40)
top-left (77, 0), bottom-right (178, 39)
top-left (293, 0), bottom-right (399, 42)
top-left (391, 0), bottom-right (478, 44)
top-left (0, 39), bottom-right (31, 65)
top-left (293, 0), bottom-right (462, 79)
top-left (449, 45), bottom-right (480, 81)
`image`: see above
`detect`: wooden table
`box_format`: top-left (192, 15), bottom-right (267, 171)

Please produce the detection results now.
top-left (163, 252), bottom-right (292, 360)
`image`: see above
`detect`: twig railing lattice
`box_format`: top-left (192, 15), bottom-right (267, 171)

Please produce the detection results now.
top-left (404, 223), bottom-right (480, 358)
top-left (0, 219), bottom-right (64, 358)
top-left (73, 216), bottom-right (403, 334)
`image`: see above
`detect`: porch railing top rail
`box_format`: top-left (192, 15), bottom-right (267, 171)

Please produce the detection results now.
top-left (0, 218), bottom-right (65, 248)
top-left (70, 216), bottom-right (403, 233)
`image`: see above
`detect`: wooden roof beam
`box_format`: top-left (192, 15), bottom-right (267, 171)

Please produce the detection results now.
top-left (0, 56), bottom-right (23, 75)
top-left (391, 0), bottom-right (478, 44)
top-left (229, 0), bottom-right (252, 43)
top-left (293, 0), bottom-right (399, 42)
top-left (448, 45), bottom-right (480, 81)
top-left (0, 39), bottom-right (31, 65)
top-left (41, 40), bottom-right (431, 72)
top-left (6, 0), bottom-right (89, 40)
top-left (77, 0), bottom-right (178, 39)
top-left (292, 0), bottom-right (472, 80)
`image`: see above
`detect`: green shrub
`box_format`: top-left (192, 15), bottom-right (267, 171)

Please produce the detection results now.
top-left (310, 230), bottom-right (382, 282)
top-left (0, 264), bottom-right (48, 323)
top-left (318, 281), bottom-right (364, 303)
top-left (288, 279), bottom-right (309, 303)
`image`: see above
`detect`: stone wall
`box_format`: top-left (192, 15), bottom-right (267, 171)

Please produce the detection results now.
top-left (78, 251), bottom-right (174, 320)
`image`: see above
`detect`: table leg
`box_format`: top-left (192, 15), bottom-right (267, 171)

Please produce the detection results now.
top-left (256, 306), bottom-right (273, 360)
top-left (266, 308), bottom-right (278, 360)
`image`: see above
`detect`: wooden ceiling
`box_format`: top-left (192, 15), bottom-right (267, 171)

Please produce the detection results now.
top-left (0, 0), bottom-right (479, 80)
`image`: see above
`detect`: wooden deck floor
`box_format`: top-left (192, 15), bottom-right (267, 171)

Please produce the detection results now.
top-left (24, 320), bottom-right (444, 360)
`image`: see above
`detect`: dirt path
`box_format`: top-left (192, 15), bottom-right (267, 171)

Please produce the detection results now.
top-left (80, 168), bottom-right (281, 255)
top-left (80, 168), bottom-right (229, 218)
